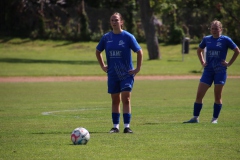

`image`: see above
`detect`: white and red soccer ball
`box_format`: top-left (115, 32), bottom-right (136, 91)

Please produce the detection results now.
top-left (71, 127), bottom-right (90, 145)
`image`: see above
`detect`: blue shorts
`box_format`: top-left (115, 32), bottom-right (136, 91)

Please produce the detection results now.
top-left (200, 71), bottom-right (227, 86)
top-left (108, 76), bottom-right (134, 94)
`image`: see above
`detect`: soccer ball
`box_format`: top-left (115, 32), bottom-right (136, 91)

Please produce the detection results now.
top-left (71, 127), bottom-right (90, 145)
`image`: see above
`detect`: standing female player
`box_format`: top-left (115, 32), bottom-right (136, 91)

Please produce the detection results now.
top-left (96, 12), bottom-right (143, 133)
top-left (184, 20), bottom-right (240, 124)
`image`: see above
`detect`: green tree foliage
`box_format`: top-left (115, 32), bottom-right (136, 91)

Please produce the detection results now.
top-left (1, 0), bottom-right (240, 45)
top-left (158, 1), bottom-right (184, 44)
top-left (174, 0), bottom-right (240, 43)
top-left (217, 0), bottom-right (240, 44)
top-left (85, 0), bottom-right (139, 38)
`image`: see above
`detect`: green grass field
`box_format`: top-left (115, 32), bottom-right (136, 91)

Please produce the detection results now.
top-left (0, 80), bottom-right (239, 159)
top-left (0, 38), bottom-right (240, 159)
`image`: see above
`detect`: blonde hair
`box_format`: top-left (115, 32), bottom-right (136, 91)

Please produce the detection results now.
top-left (211, 20), bottom-right (222, 29)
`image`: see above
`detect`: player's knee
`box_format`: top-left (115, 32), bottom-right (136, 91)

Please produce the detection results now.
top-left (123, 97), bottom-right (130, 104)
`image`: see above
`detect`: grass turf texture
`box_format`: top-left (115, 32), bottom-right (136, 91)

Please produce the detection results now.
top-left (0, 38), bottom-right (240, 76)
top-left (0, 80), bottom-right (240, 160)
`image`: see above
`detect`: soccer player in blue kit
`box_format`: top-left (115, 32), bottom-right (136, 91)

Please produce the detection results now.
top-left (96, 12), bottom-right (143, 133)
top-left (184, 20), bottom-right (240, 124)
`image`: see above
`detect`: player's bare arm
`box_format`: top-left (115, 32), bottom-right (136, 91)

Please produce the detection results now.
top-left (129, 49), bottom-right (143, 75)
top-left (222, 47), bottom-right (240, 67)
top-left (96, 50), bottom-right (108, 73)
top-left (197, 47), bottom-right (207, 67)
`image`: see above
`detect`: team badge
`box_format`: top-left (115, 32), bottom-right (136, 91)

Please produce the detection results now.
top-left (216, 42), bottom-right (222, 48)
top-left (119, 40), bottom-right (125, 47)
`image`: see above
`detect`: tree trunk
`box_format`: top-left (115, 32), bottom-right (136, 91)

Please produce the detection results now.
top-left (138, 0), bottom-right (160, 60)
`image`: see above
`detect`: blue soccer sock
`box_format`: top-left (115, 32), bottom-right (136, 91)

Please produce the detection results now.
top-left (112, 113), bottom-right (120, 129)
top-left (123, 113), bottom-right (131, 128)
top-left (193, 102), bottom-right (203, 117)
top-left (213, 103), bottom-right (222, 118)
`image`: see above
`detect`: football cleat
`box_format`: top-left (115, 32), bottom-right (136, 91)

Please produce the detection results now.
top-left (211, 118), bottom-right (218, 124)
top-left (109, 128), bottom-right (119, 133)
top-left (123, 127), bottom-right (133, 133)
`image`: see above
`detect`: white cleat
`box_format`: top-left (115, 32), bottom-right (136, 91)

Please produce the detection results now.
top-left (211, 118), bottom-right (218, 124)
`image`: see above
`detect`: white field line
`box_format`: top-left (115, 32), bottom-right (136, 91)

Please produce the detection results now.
top-left (42, 108), bottom-right (106, 117)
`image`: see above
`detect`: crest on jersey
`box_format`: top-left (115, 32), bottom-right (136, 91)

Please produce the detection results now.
top-left (118, 40), bottom-right (125, 47)
top-left (216, 42), bottom-right (222, 48)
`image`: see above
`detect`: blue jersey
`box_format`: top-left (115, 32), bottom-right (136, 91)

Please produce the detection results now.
top-left (199, 35), bottom-right (237, 73)
top-left (96, 30), bottom-right (141, 80)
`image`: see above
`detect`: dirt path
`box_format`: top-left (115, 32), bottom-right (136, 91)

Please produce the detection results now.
top-left (0, 75), bottom-right (239, 83)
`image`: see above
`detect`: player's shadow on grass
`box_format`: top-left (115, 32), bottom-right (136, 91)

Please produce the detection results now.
top-left (32, 131), bottom-right (71, 134)
top-left (89, 131), bottom-right (110, 134)
top-left (167, 59), bottom-right (182, 62)
top-left (0, 58), bottom-right (98, 65)
top-left (143, 122), bottom-right (160, 125)
top-left (31, 131), bottom-right (107, 135)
